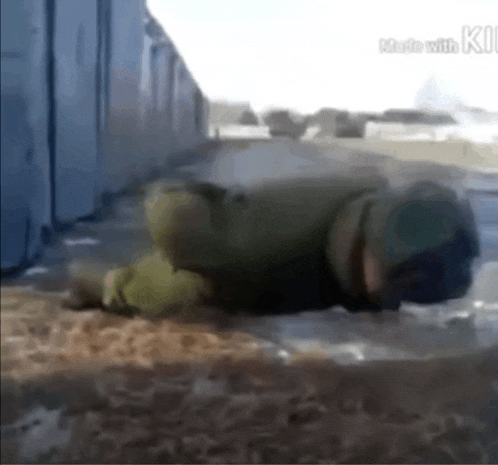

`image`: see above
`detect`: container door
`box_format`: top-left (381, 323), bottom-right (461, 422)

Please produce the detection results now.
top-left (1, 0), bottom-right (36, 270)
top-left (53, 0), bottom-right (99, 222)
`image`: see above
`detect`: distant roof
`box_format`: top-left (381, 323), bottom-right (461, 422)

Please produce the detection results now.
top-left (209, 101), bottom-right (255, 125)
top-left (310, 108), bottom-right (348, 126)
top-left (382, 109), bottom-right (457, 125)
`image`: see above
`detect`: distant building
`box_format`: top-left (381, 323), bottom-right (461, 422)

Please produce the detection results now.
top-left (209, 101), bottom-right (258, 125)
top-left (310, 108), bottom-right (375, 139)
top-left (238, 109), bottom-right (259, 125)
top-left (262, 110), bottom-right (309, 139)
top-left (381, 109), bottom-right (457, 126)
top-left (209, 101), bottom-right (263, 138)
top-left (310, 108), bottom-right (345, 136)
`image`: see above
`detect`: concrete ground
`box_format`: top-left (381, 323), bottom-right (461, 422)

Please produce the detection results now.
top-left (3, 137), bottom-right (497, 362)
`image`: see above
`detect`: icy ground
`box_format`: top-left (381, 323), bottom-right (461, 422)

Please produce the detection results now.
top-left (178, 139), bottom-right (498, 362)
top-left (12, 139), bottom-right (498, 364)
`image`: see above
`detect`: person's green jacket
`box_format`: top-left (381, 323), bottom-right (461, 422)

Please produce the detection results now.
top-left (69, 170), bottom-right (479, 318)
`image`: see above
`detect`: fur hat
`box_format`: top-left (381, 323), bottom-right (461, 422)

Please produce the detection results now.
top-left (365, 182), bottom-right (479, 303)
top-left (329, 182), bottom-right (480, 308)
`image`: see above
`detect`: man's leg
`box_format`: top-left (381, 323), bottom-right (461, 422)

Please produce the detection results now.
top-left (66, 248), bottom-right (213, 318)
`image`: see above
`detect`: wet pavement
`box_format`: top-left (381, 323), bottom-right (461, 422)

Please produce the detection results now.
top-left (3, 138), bottom-right (498, 364)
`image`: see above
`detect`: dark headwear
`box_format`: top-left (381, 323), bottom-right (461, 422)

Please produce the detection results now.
top-left (364, 182), bottom-right (480, 303)
top-left (328, 182), bottom-right (480, 309)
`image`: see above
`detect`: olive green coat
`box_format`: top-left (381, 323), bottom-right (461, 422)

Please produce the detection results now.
top-left (102, 172), bottom-right (389, 316)
top-left (94, 166), bottom-right (478, 317)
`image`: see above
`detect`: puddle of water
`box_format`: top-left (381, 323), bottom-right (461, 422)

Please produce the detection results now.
top-left (63, 238), bottom-right (101, 247)
top-left (9, 405), bottom-right (72, 464)
top-left (23, 266), bottom-right (51, 277)
top-left (235, 251), bottom-right (498, 364)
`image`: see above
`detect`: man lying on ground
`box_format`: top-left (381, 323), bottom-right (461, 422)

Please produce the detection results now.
top-left (66, 171), bottom-right (479, 318)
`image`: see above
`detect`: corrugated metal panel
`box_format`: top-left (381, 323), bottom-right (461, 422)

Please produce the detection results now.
top-left (1, 0), bottom-right (49, 270)
top-left (53, 0), bottom-right (99, 222)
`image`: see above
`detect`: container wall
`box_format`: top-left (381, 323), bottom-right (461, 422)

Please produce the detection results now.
top-left (1, 0), bottom-right (209, 272)
top-left (1, 0), bottom-right (50, 270)
top-left (53, 0), bottom-right (100, 222)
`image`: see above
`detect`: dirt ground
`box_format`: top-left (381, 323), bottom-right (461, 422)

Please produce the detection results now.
top-left (1, 288), bottom-right (497, 464)
top-left (0, 288), bottom-right (267, 375)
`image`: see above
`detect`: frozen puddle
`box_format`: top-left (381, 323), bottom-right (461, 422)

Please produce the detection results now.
top-left (247, 302), bottom-right (498, 365)
top-left (3, 405), bottom-right (72, 464)
top-left (63, 237), bottom-right (101, 247)
top-left (23, 266), bottom-right (52, 277)
top-left (246, 261), bottom-right (498, 364)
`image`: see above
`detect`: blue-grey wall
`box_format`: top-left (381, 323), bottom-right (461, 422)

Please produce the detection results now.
top-left (1, 0), bottom-right (209, 272)
top-left (1, 0), bottom-right (49, 269)
top-left (53, 0), bottom-right (100, 222)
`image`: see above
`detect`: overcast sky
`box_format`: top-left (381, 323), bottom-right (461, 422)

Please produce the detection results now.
top-left (147, 0), bottom-right (497, 115)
